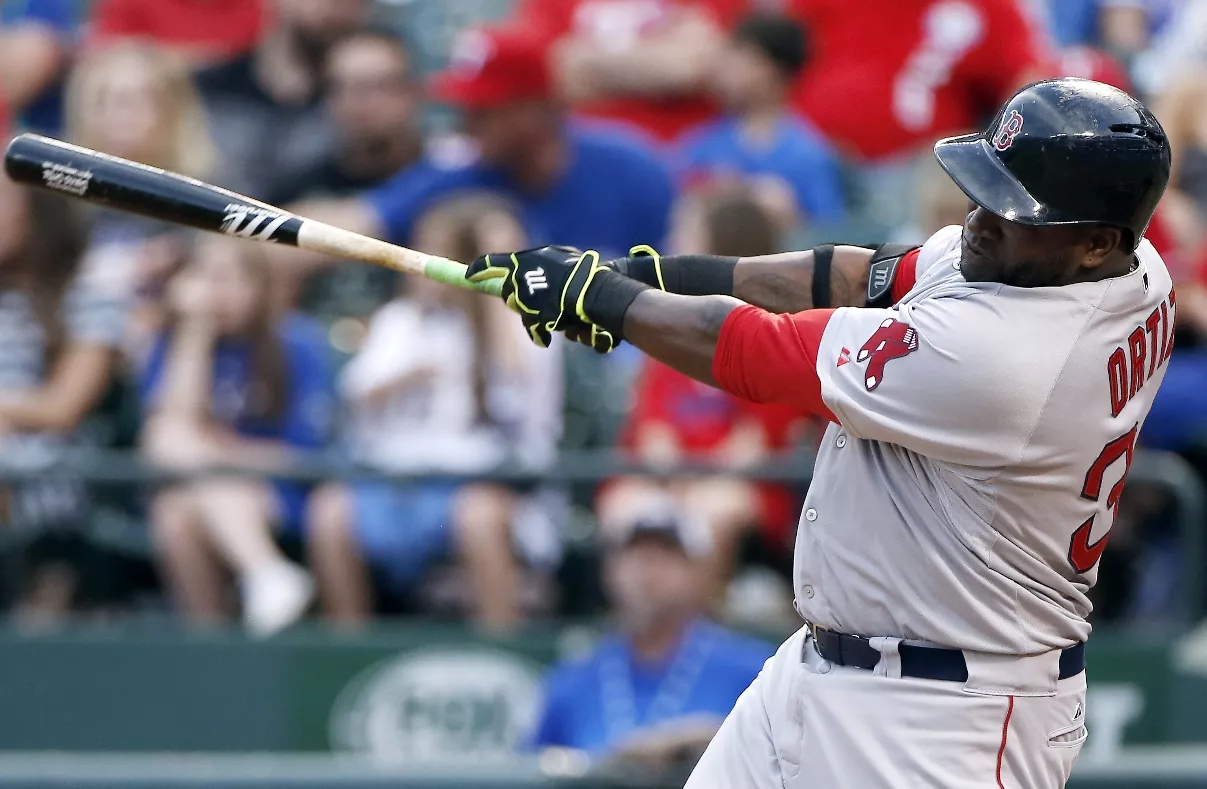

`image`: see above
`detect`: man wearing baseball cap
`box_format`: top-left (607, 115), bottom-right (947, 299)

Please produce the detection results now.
top-left (530, 493), bottom-right (772, 766)
top-left (307, 25), bottom-right (674, 263)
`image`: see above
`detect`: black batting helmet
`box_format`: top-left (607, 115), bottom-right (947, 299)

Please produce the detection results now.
top-left (933, 77), bottom-right (1171, 246)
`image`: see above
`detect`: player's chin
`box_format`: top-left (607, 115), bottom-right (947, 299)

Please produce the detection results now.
top-left (958, 247), bottom-right (1002, 284)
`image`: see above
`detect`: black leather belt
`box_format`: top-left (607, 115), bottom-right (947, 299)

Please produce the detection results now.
top-left (808, 625), bottom-right (1085, 682)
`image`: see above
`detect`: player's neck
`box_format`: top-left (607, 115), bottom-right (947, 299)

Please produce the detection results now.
top-left (628, 613), bottom-right (694, 663)
top-left (1065, 252), bottom-right (1138, 286)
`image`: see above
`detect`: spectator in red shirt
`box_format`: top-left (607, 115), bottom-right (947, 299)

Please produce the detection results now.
top-left (791, 0), bottom-right (1053, 163)
top-left (512, 0), bottom-right (750, 143)
top-left (88, 0), bottom-right (264, 66)
top-left (787, 0), bottom-right (1053, 236)
top-left (598, 185), bottom-right (806, 615)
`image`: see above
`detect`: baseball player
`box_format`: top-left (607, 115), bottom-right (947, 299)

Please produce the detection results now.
top-left (466, 77), bottom-right (1173, 787)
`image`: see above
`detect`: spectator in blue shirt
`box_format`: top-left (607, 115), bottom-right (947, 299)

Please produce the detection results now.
top-left (531, 493), bottom-right (773, 764)
top-left (677, 13), bottom-right (844, 229)
top-left (140, 236), bottom-right (336, 637)
top-left (0, 0), bottom-right (75, 134)
top-left (304, 25), bottom-right (675, 261)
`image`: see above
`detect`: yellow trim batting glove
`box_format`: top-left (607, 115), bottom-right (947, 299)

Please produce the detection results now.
top-left (465, 245), bottom-right (619, 352)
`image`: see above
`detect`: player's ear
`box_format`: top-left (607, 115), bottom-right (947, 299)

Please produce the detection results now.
top-left (1080, 225), bottom-right (1125, 269)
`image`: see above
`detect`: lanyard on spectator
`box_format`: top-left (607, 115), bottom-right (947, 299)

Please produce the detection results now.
top-left (598, 619), bottom-right (715, 743)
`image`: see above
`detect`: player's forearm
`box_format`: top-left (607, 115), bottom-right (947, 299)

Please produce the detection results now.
top-left (735, 247), bottom-right (873, 313)
top-left (620, 246), bottom-right (873, 313)
top-left (582, 266), bottom-right (834, 417)
top-left (616, 291), bottom-right (743, 386)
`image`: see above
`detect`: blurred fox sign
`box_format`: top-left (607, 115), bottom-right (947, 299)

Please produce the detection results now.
top-left (330, 649), bottom-right (543, 763)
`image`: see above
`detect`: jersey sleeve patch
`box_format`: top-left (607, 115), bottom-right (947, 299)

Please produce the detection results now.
top-left (856, 317), bottom-right (919, 389)
top-left (816, 295), bottom-right (1053, 470)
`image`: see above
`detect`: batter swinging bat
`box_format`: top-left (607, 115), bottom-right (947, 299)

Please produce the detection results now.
top-left (2, 133), bottom-right (502, 297)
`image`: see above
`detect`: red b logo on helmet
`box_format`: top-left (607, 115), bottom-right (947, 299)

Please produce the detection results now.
top-left (992, 110), bottom-right (1025, 152)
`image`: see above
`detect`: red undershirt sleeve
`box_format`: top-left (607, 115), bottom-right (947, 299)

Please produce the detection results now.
top-left (891, 248), bottom-right (921, 304)
top-left (711, 305), bottom-right (838, 422)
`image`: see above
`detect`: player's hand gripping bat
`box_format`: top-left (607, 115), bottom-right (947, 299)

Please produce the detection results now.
top-left (2, 133), bottom-right (502, 297)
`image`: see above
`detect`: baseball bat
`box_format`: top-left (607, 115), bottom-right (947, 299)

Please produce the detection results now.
top-left (2, 133), bottom-right (502, 296)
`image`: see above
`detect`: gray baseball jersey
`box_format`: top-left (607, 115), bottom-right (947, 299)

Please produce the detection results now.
top-left (799, 225), bottom-right (1175, 655)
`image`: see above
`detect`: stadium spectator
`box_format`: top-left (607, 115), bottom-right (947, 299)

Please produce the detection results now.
top-left (194, 0), bottom-right (369, 200)
top-left (306, 195), bottom-right (533, 631)
top-left (65, 41), bottom-right (215, 368)
top-left (1153, 73), bottom-right (1207, 257)
top-left (791, 0), bottom-right (1052, 161)
top-left (141, 236), bottom-right (335, 636)
top-left (272, 28), bottom-right (424, 330)
top-left (0, 175), bottom-right (124, 622)
top-left (66, 42), bottom-right (213, 181)
top-left (87, 0), bottom-right (265, 66)
top-left (599, 186), bottom-right (804, 615)
top-left (1040, 0), bottom-right (1100, 46)
top-left (789, 0), bottom-right (1053, 233)
top-left (1111, 1), bottom-right (1204, 96)
top-left (305, 25), bottom-right (675, 260)
top-left (531, 496), bottom-right (773, 763)
top-left (677, 13), bottom-right (845, 227)
top-left (1139, 236), bottom-right (1207, 452)
top-left (512, 0), bottom-right (751, 143)
top-left (0, 0), bottom-right (75, 134)
top-left (272, 29), bottom-right (422, 205)
top-left (1041, 0), bottom-right (1177, 51)
top-left (1058, 44), bottom-right (1137, 93)
top-left (892, 156), bottom-right (972, 243)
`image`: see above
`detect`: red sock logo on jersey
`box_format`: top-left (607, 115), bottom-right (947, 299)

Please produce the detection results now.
top-left (856, 318), bottom-right (918, 390)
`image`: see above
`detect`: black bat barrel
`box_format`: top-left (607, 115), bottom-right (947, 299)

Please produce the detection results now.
top-left (3, 133), bottom-right (303, 246)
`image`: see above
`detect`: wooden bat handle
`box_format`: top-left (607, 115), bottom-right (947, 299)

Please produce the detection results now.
top-left (296, 221), bottom-right (503, 296)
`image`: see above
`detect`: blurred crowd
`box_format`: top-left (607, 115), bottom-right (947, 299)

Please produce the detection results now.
top-left (1, 0), bottom-right (1207, 708)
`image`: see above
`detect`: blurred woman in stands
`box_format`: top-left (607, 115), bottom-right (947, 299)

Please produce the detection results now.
top-left (598, 184), bottom-right (806, 628)
top-left (0, 168), bottom-right (124, 623)
top-left (65, 40), bottom-right (215, 369)
top-left (307, 193), bottom-right (562, 631)
top-left (141, 236), bottom-right (335, 636)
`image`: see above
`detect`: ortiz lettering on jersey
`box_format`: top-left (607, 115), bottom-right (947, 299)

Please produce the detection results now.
top-left (1107, 288), bottom-right (1176, 417)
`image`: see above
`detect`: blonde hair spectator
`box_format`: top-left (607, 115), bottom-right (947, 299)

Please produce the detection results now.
top-left (65, 41), bottom-right (215, 179)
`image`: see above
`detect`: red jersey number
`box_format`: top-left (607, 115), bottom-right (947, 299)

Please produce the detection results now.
top-left (1068, 424), bottom-right (1138, 575)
